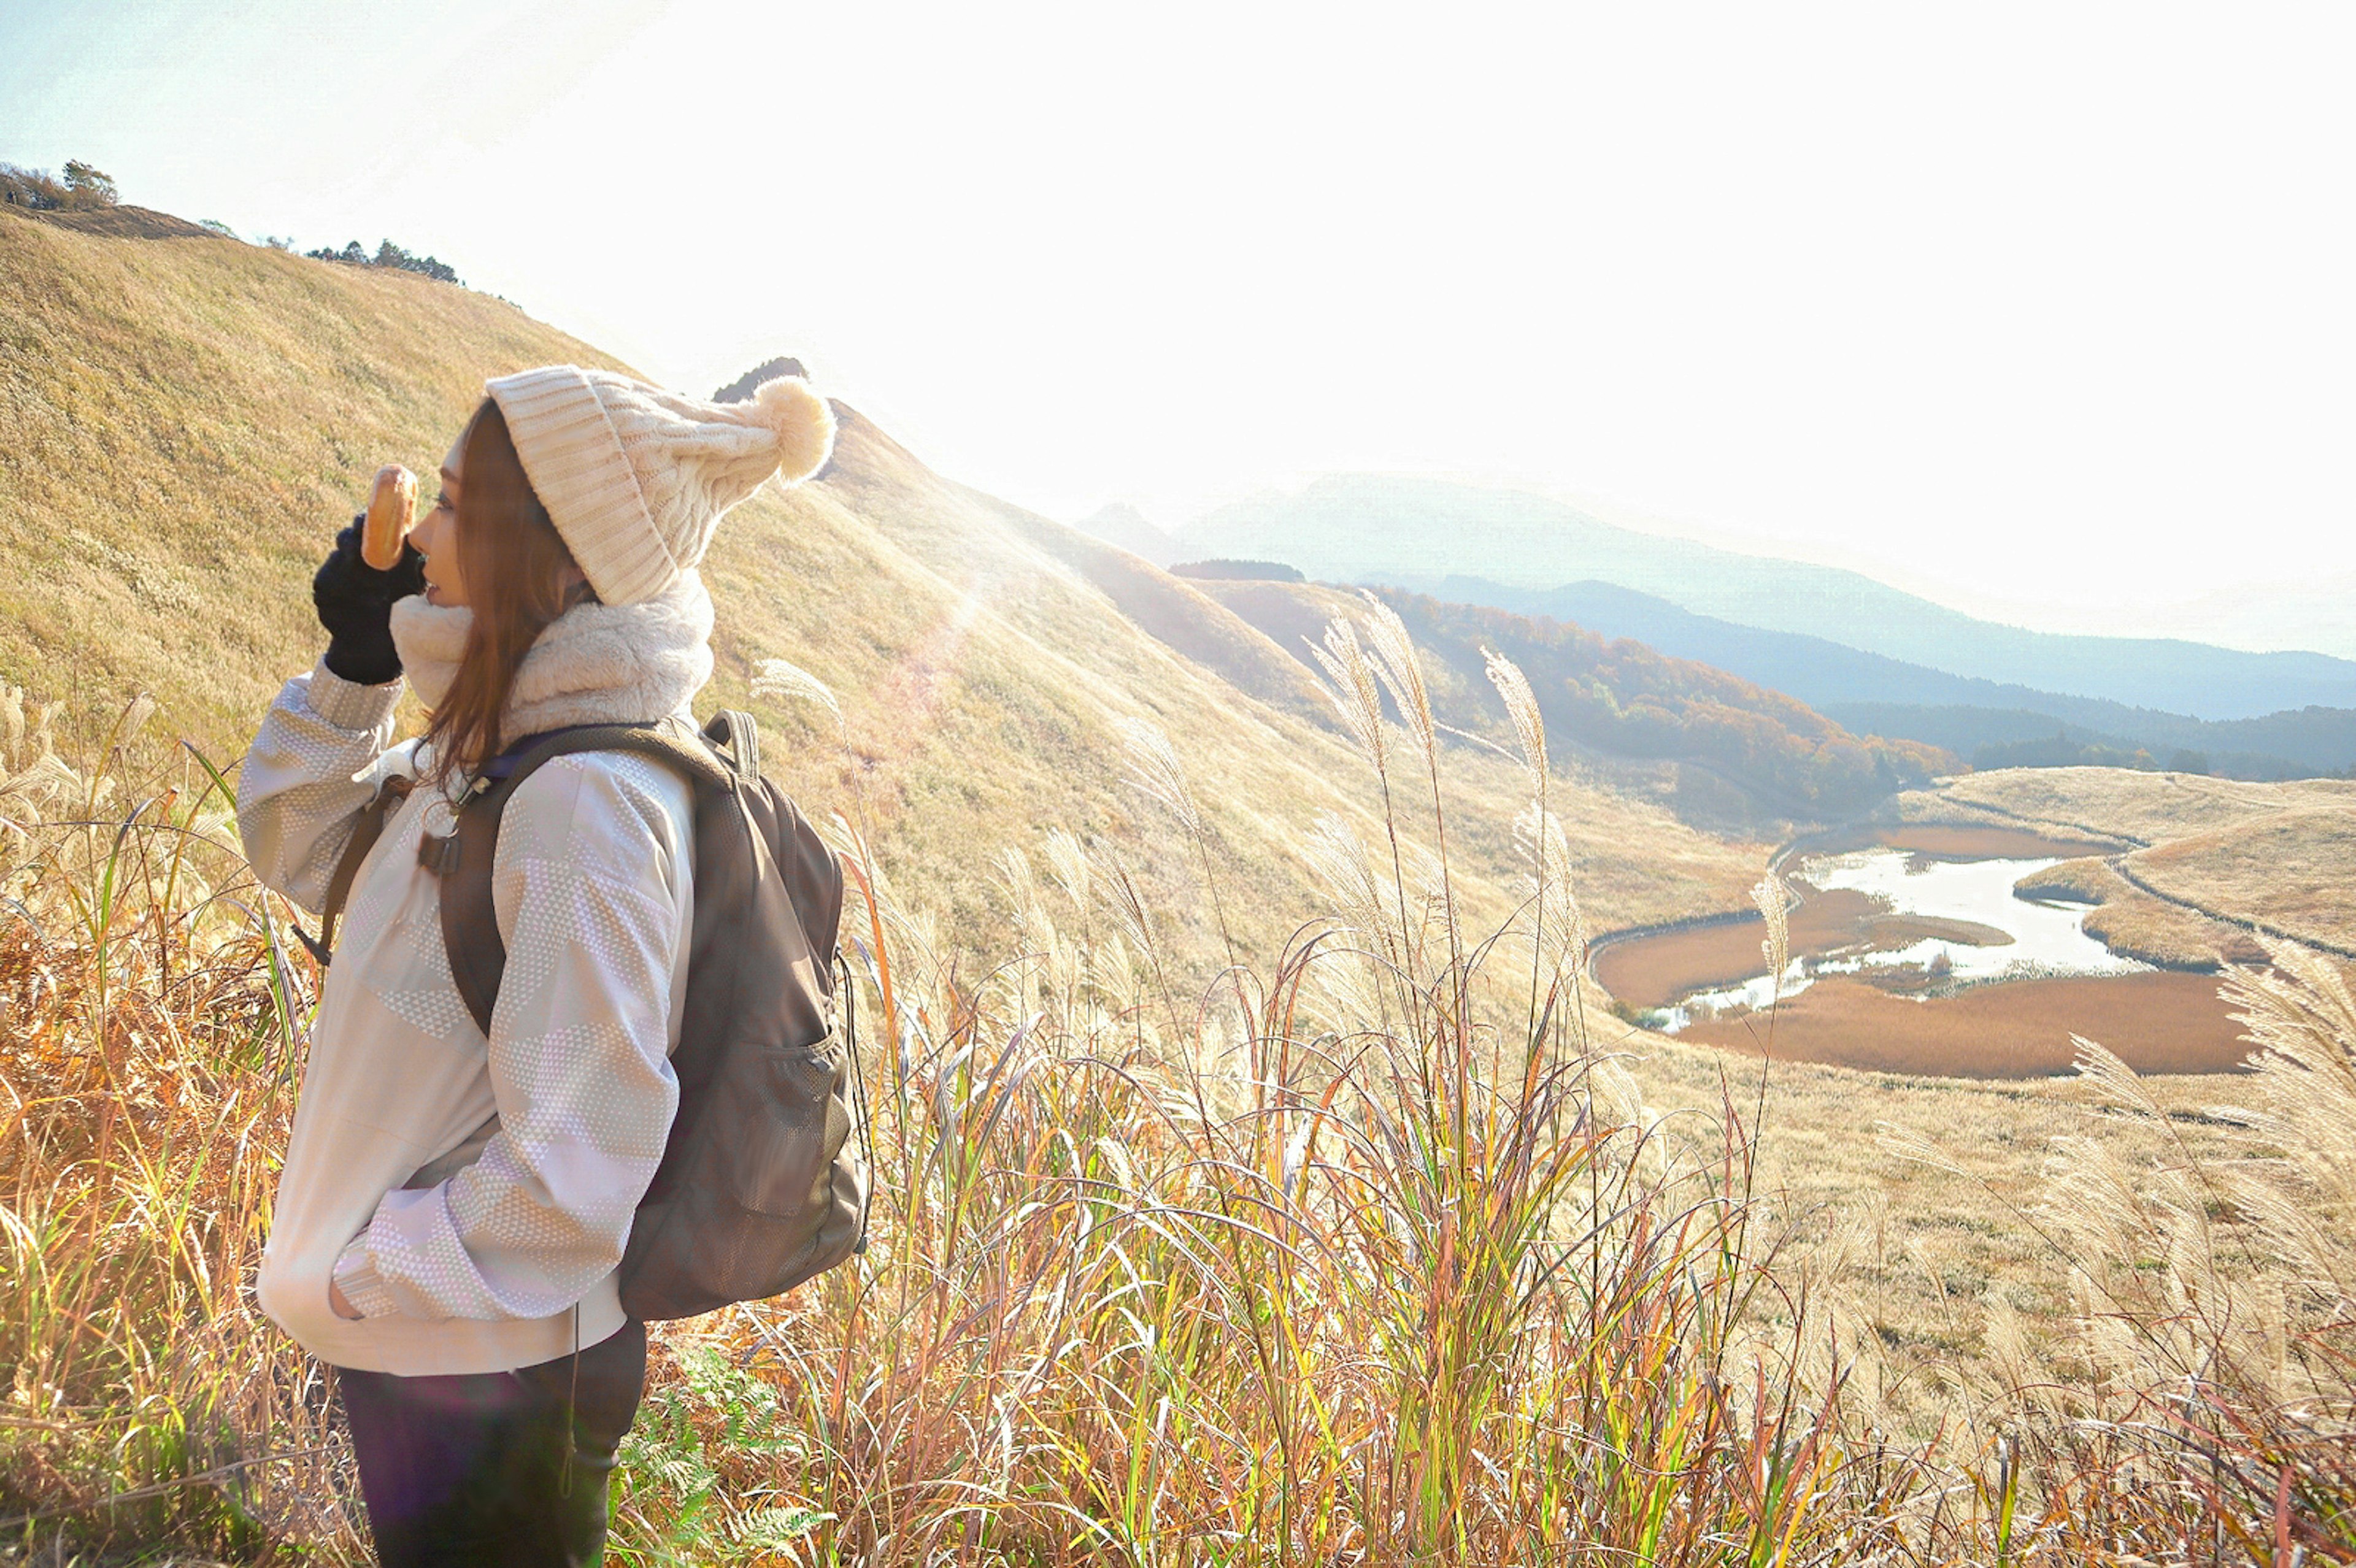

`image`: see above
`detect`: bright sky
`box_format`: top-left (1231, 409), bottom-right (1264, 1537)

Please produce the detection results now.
top-left (7, 1), bottom-right (2352, 641)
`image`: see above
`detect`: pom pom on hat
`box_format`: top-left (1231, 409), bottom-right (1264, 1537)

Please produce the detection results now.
top-left (749, 375), bottom-right (836, 486)
top-left (484, 363), bottom-right (841, 605)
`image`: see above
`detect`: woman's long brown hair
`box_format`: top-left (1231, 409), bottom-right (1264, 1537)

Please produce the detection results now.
top-left (420, 398), bottom-right (598, 787)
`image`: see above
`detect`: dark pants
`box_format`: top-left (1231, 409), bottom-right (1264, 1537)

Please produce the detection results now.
top-left (335, 1320), bottom-right (647, 1568)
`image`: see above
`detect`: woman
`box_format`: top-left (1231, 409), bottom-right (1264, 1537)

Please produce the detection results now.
top-left (238, 365), bottom-right (834, 1566)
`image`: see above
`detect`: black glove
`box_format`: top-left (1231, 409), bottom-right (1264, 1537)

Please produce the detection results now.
top-left (313, 517), bottom-right (428, 685)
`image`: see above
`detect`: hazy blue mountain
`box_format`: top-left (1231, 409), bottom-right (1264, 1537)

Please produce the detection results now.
top-left (1074, 502), bottom-right (1178, 567)
top-left (2125, 569), bottom-right (2356, 662)
top-left (1444, 577), bottom-right (2356, 779)
top-left (1178, 475), bottom-right (2356, 721)
top-left (1817, 702), bottom-right (2356, 780)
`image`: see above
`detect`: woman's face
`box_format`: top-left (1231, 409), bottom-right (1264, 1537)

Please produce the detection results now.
top-left (406, 423), bottom-right (473, 608)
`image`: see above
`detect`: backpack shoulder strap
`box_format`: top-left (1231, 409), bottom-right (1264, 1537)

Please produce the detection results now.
top-left (431, 716), bottom-right (739, 1039)
top-left (700, 708), bottom-right (760, 780)
top-left (304, 771), bottom-right (415, 964)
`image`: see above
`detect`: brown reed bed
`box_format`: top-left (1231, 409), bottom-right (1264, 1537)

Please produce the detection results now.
top-left (1678, 972), bottom-right (2252, 1079)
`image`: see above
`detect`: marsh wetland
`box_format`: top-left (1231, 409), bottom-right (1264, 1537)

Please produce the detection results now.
top-left (1594, 823), bottom-right (2258, 1077)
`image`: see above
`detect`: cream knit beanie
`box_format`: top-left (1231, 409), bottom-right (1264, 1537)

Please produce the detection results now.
top-left (483, 365), bottom-right (836, 605)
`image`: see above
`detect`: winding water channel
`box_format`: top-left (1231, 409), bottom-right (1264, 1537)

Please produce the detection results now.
top-left (1653, 849), bottom-right (2147, 1032)
top-left (1593, 832), bottom-right (2250, 1078)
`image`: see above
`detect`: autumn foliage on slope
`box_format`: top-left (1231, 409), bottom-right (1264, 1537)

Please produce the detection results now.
top-left (1205, 577), bottom-right (1954, 817)
top-left (1363, 588), bottom-right (1953, 814)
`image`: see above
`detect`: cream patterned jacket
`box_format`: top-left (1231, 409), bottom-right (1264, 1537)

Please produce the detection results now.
top-left (237, 657), bottom-right (693, 1375)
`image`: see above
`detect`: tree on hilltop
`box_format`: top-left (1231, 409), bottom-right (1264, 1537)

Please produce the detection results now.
top-left (4, 160), bottom-right (121, 209)
top-left (712, 357), bottom-right (810, 403)
top-left (1, 163), bottom-right (68, 209)
top-left (371, 238), bottom-right (460, 283)
top-left (304, 237), bottom-right (463, 285)
top-left (61, 160), bottom-right (118, 207)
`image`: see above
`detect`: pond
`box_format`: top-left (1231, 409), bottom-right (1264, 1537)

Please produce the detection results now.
top-left (1592, 829), bottom-right (2250, 1078)
top-left (1653, 849), bottom-right (2149, 1032)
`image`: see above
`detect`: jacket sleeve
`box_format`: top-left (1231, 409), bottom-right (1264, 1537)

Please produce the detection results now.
top-left (331, 752), bottom-right (688, 1322)
top-left (236, 656), bottom-right (412, 917)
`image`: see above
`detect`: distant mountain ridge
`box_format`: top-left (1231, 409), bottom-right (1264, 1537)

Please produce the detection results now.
top-left (1452, 580), bottom-right (2356, 779)
top-left (1176, 475), bottom-right (2356, 722)
top-left (1076, 502), bottom-right (1177, 567)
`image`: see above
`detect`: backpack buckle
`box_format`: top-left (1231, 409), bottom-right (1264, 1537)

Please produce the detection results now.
top-left (418, 829), bottom-right (463, 877)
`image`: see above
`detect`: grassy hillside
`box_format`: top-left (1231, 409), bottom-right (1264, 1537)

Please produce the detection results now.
top-left (1176, 473), bottom-right (2356, 720)
top-left (0, 204), bottom-right (1760, 954)
top-left (0, 204), bottom-right (631, 745)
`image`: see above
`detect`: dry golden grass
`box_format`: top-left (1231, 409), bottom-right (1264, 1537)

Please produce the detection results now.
top-left (15, 203), bottom-right (219, 240)
top-left (1612, 947), bottom-right (2355, 1543)
top-left (2129, 807), bottom-right (2356, 955)
top-left (10, 625), bottom-right (2341, 1562)
top-left (0, 694), bottom-right (362, 1554)
top-left (1, 625), bottom-right (1981, 1563)
top-left (1600, 1024), bottom-right (2254, 1434)
top-left (2012, 856), bottom-right (2266, 969)
top-left (2009, 859), bottom-right (2127, 907)
top-left (0, 204), bottom-right (631, 750)
top-left (1911, 764), bottom-right (2356, 847)
top-left (1593, 764), bottom-right (2352, 1462)
top-left (7, 615), bottom-right (2352, 1560)
top-left (1677, 972), bottom-right (2250, 1077)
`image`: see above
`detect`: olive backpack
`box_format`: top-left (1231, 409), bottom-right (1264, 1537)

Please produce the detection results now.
top-left (306, 709), bottom-right (870, 1320)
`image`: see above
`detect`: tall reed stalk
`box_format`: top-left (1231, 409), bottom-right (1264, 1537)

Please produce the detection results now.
top-left (1, 689), bottom-right (361, 1558)
top-left (669, 616), bottom-right (1919, 1564)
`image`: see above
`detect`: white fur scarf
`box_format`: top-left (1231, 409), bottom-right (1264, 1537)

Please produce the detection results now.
top-left (388, 570), bottom-right (715, 740)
